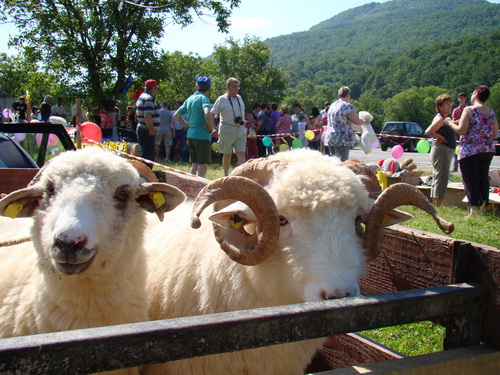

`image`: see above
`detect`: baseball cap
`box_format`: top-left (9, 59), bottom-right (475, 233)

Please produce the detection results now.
top-left (145, 79), bottom-right (158, 88)
top-left (196, 76), bottom-right (211, 88)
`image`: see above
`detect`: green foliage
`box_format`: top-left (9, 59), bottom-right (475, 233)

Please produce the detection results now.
top-left (382, 86), bottom-right (448, 126)
top-left (282, 79), bottom-right (333, 114)
top-left (268, 0), bottom-right (499, 90)
top-left (204, 37), bottom-right (289, 106)
top-left (0, 0), bottom-right (241, 107)
top-left (0, 53), bottom-right (67, 106)
top-left (156, 51), bottom-right (205, 105)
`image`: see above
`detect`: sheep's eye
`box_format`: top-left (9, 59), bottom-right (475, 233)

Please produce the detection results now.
top-left (114, 189), bottom-right (130, 202)
top-left (46, 182), bottom-right (55, 197)
top-left (279, 215), bottom-right (289, 226)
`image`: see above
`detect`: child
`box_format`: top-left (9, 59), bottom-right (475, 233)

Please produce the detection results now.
top-left (245, 113), bottom-right (258, 159)
top-left (297, 113), bottom-right (308, 148)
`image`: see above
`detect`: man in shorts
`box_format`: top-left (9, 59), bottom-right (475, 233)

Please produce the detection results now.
top-left (211, 77), bottom-right (246, 176)
top-left (156, 101), bottom-right (174, 161)
top-left (174, 76), bottom-right (214, 177)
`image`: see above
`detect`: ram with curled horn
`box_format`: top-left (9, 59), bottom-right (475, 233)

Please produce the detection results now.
top-left (144, 149), bottom-right (454, 375)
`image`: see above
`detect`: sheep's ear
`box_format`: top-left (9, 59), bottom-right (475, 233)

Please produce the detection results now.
top-left (209, 202), bottom-right (257, 230)
top-left (382, 209), bottom-right (413, 227)
top-left (136, 182), bottom-right (186, 221)
top-left (0, 186), bottom-right (45, 218)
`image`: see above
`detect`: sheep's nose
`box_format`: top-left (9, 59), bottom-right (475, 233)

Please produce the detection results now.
top-left (54, 234), bottom-right (88, 258)
top-left (321, 289), bottom-right (354, 300)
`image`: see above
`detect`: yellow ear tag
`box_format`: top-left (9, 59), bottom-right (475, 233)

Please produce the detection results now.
top-left (229, 215), bottom-right (243, 229)
top-left (5, 202), bottom-right (23, 218)
top-left (150, 192), bottom-right (166, 209)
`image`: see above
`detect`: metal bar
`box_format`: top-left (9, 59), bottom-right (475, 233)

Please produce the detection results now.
top-left (0, 283), bottom-right (488, 374)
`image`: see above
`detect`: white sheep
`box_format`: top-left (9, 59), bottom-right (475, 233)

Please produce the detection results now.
top-left (144, 148), bottom-right (453, 374)
top-left (0, 147), bottom-right (186, 375)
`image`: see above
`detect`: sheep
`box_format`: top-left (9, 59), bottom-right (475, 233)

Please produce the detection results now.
top-left (0, 147), bottom-right (186, 375)
top-left (143, 148), bottom-right (453, 375)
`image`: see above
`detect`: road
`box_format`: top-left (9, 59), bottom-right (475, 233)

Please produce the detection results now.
top-left (348, 147), bottom-right (500, 173)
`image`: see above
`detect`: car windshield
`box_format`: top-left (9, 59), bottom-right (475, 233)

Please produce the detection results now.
top-left (383, 123), bottom-right (404, 133)
top-left (0, 135), bottom-right (37, 168)
top-left (0, 132), bottom-right (66, 167)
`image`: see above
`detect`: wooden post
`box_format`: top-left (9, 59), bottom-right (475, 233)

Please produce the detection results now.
top-left (75, 99), bottom-right (82, 149)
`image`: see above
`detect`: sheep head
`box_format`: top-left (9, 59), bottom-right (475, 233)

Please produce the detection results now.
top-left (0, 148), bottom-right (186, 276)
top-left (190, 150), bottom-right (455, 304)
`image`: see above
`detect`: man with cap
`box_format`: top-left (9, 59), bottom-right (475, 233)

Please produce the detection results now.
top-left (12, 96), bottom-right (28, 121)
top-left (136, 79), bottom-right (160, 168)
top-left (174, 76), bottom-right (214, 178)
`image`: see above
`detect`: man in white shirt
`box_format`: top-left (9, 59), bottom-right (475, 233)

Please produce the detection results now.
top-left (211, 77), bottom-right (246, 176)
top-left (51, 97), bottom-right (67, 119)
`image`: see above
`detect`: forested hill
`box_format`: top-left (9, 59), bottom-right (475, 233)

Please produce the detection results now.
top-left (266, 0), bottom-right (500, 92)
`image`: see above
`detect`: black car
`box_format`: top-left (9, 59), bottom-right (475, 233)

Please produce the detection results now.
top-left (379, 121), bottom-right (428, 152)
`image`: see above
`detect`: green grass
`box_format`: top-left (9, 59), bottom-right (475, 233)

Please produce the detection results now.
top-left (361, 321), bottom-right (445, 356)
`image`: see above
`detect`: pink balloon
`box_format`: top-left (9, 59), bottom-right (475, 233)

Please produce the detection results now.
top-left (36, 133), bottom-right (58, 146)
top-left (391, 144), bottom-right (404, 159)
top-left (81, 122), bottom-right (102, 144)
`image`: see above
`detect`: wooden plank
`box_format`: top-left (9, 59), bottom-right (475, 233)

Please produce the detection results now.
top-left (0, 168), bottom-right (38, 194)
top-left (361, 225), bottom-right (455, 295)
top-left (0, 284), bottom-right (487, 374)
top-left (321, 345), bottom-right (500, 375)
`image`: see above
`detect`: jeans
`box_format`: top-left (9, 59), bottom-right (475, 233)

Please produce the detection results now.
top-left (136, 127), bottom-right (156, 169)
top-left (170, 128), bottom-right (189, 162)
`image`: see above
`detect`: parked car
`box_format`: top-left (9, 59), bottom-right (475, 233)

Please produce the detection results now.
top-left (0, 132), bottom-right (38, 168)
top-left (0, 123), bottom-right (76, 168)
top-left (379, 121), bottom-right (428, 152)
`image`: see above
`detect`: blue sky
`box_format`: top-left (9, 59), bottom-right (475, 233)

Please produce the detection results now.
top-left (0, 0), bottom-right (498, 57)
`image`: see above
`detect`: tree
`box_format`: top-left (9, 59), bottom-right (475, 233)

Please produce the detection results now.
top-left (205, 37), bottom-right (289, 106)
top-left (156, 51), bottom-right (205, 105)
top-left (382, 86), bottom-right (448, 126)
top-left (0, 53), bottom-right (66, 106)
top-left (1, 0), bottom-right (240, 108)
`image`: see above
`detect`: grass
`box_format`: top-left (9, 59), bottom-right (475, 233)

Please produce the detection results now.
top-left (154, 156), bottom-right (499, 357)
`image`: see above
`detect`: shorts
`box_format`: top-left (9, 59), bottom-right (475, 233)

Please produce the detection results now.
top-left (188, 138), bottom-right (212, 164)
top-left (218, 123), bottom-right (247, 154)
top-left (155, 130), bottom-right (173, 146)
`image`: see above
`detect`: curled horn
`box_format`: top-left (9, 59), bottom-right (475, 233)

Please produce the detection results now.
top-left (230, 158), bottom-right (287, 186)
top-left (191, 176), bottom-right (280, 266)
top-left (128, 160), bottom-right (159, 182)
top-left (363, 183), bottom-right (454, 261)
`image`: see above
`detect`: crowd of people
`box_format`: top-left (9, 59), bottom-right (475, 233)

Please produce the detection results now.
top-left (2, 80), bottom-right (497, 218)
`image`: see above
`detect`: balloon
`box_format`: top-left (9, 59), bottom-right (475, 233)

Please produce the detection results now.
top-left (391, 144), bottom-right (404, 159)
top-left (279, 143), bottom-right (289, 152)
top-left (371, 139), bottom-right (380, 148)
top-left (455, 146), bottom-right (459, 156)
top-left (292, 138), bottom-right (302, 148)
top-left (13, 133), bottom-right (26, 142)
top-left (80, 122), bottom-right (102, 144)
top-left (36, 133), bottom-right (59, 147)
top-left (211, 142), bottom-right (219, 152)
top-left (321, 131), bottom-right (327, 143)
top-left (305, 130), bottom-right (315, 140)
top-left (416, 139), bottom-right (430, 154)
top-left (262, 136), bottom-right (272, 147)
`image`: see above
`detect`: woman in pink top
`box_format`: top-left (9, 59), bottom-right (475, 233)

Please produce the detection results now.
top-left (276, 105), bottom-right (292, 148)
top-left (448, 86), bottom-right (498, 218)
